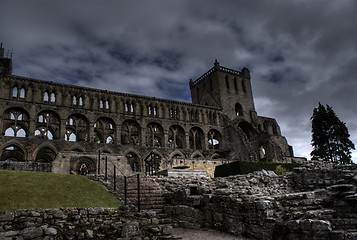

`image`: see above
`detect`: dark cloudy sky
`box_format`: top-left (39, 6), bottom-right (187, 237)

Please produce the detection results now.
top-left (1, 0), bottom-right (356, 161)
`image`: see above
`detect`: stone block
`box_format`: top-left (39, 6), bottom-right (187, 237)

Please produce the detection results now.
top-left (20, 227), bottom-right (44, 239)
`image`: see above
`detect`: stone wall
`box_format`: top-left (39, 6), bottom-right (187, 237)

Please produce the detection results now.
top-left (155, 162), bottom-right (357, 240)
top-left (0, 208), bottom-right (176, 240)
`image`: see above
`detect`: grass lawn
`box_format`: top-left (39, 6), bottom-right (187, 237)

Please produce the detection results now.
top-left (0, 170), bottom-right (120, 211)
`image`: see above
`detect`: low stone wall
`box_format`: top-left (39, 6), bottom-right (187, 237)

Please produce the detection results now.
top-left (0, 161), bottom-right (51, 172)
top-left (155, 163), bottom-right (357, 240)
top-left (0, 208), bottom-right (176, 240)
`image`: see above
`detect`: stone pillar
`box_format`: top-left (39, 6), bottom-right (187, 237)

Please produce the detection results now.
top-left (185, 132), bottom-right (190, 149)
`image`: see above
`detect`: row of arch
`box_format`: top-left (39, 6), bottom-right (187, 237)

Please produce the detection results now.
top-left (9, 82), bottom-right (221, 126)
top-left (2, 107), bottom-right (222, 150)
top-left (0, 141), bottom-right (222, 173)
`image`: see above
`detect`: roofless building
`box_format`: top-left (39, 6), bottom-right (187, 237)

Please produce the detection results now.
top-left (0, 44), bottom-right (299, 176)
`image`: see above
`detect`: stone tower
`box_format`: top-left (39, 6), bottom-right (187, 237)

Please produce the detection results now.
top-left (190, 60), bottom-right (257, 123)
top-left (0, 43), bottom-right (13, 75)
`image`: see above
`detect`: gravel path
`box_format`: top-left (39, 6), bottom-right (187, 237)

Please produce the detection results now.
top-left (172, 228), bottom-right (252, 240)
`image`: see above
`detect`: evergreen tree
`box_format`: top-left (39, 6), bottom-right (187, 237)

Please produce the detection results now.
top-left (311, 103), bottom-right (355, 164)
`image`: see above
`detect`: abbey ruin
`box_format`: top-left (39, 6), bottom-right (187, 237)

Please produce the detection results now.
top-left (0, 44), bottom-right (298, 176)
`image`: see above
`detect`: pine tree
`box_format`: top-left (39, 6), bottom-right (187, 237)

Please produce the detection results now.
top-left (311, 103), bottom-right (355, 164)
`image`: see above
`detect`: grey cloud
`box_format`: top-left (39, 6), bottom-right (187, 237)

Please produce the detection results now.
top-left (1, 0), bottom-right (356, 160)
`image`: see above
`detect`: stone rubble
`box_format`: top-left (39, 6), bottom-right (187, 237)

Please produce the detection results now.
top-left (154, 161), bottom-right (357, 239)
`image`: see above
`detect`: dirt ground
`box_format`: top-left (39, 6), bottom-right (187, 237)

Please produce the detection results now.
top-left (172, 228), bottom-right (252, 240)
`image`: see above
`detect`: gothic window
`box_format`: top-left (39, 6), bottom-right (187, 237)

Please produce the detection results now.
top-left (12, 87), bottom-right (18, 98)
top-left (125, 102), bottom-right (134, 114)
top-left (121, 120), bottom-right (141, 145)
top-left (65, 114), bottom-right (89, 142)
top-left (79, 96), bottom-right (83, 107)
top-left (94, 117), bottom-right (116, 144)
top-left (168, 125), bottom-right (185, 148)
top-left (44, 92), bottom-right (49, 102)
top-left (35, 147), bottom-right (57, 163)
top-left (50, 92), bottom-right (56, 103)
top-left (3, 108), bottom-right (29, 138)
top-left (20, 88), bottom-right (26, 98)
top-left (35, 111), bottom-right (60, 140)
top-left (126, 152), bottom-right (141, 172)
top-left (100, 100), bottom-right (104, 109)
top-left (225, 75), bottom-right (230, 89)
top-left (0, 145), bottom-right (25, 162)
top-left (235, 103), bottom-right (244, 116)
top-left (145, 122), bottom-right (164, 147)
top-left (169, 107), bottom-right (178, 120)
top-left (242, 79), bottom-right (247, 93)
top-left (189, 127), bottom-right (204, 150)
top-left (72, 96), bottom-right (77, 106)
top-left (233, 77), bottom-right (238, 91)
top-left (148, 105), bottom-right (158, 117)
top-left (208, 129), bottom-right (222, 150)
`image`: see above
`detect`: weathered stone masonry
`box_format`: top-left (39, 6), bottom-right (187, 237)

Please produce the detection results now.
top-left (155, 162), bottom-right (357, 240)
top-left (0, 44), bottom-right (296, 175)
top-left (0, 207), bottom-right (176, 240)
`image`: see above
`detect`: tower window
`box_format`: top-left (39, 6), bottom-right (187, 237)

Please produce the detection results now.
top-left (225, 75), bottom-right (230, 89)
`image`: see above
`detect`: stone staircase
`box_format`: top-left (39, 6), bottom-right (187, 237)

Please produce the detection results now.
top-left (118, 176), bottom-right (166, 211)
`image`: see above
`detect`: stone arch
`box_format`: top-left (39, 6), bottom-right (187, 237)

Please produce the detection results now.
top-left (94, 117), bottom-right (116, 144)
top-left (33, 143), bottom-right (58, 162)
top-left (65, 114), bottom-right (89, 142)
top-left (208, 129), bottom-right (222, 150)
top-left (36, 110), bottom-right (61, 140)
top-left (125, 151), bottom-right (142, 172)
top-left (98, 146), bottom-right (113, 154)
top-left (121, 120), bottom-right (141, 146)
top-left (145, 122), bottom-right (164, 147)
top-left (238, 121), bottom-right (257, 141)
top-left (190, 150), bottom-right (204, 160)
top-left (211, 152), bottom-right (222, 160)
top-left (2, 107), bottom-right (30, 137)
top-left (169, 149), bottom-right (185, 160)
top-left (71, 156), bottom-right (96, 175)
top-left (0, 142), bottom-right (26, 162)
top-left (168, 124), bottom-right (186, 149)
top-left (189, 127), bottom-right (204, 150)
top-left (35, 146), bottom-right (58, 163)
top-left (144, 150), bottom-right (163, 175)
top-left (68, 144), bottom-right (86, 152)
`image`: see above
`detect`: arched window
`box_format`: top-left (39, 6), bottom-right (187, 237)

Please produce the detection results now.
top-left (235, 103), bottom-right (244, 116)
top-left (20, 88), bottom-right (26, 98)
top-left (189, 127), bottom-right (204, 150)
top-left (233, 77), bottom-right (238, 91)
top-left (94, 117), bottom-right (116, 144)
top-left (126, 152), bottom-right (141, 172)
top-left (65, 114), bottom-right (89, 142)
top-left (50, 92), bottom-right (56, 103)
top-left (208, 129), bottom-right (222, 150)
top-left (146, 123), bottom-right (164, 147)
top-left (1, 145), bottom-right (25, 162)
top-left (121, 120), bottom-right (141, 145)
top-left (72, 96), bottom-right (77, 106)
top-left (242, 79), bottom-right (247, 93)
top-left (43, 92), bottom-right (49, 102)
top-left (3, 108), bottom-right (30, 138)
top-left (225, 75), bottom-right (230, 89)
top-left (12, 87), bottom-right (18, 97)
top-left (36, 111), bottom-right (61, 140)
top-left (168, 125), bottom-right (185, 148)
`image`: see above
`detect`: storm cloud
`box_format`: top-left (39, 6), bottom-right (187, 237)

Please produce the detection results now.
top-left (1, 0), bottom-right (356, 161)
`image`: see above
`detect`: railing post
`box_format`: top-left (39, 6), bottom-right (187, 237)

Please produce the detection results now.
top-left (124, 176), bottom-right (128, 206)
top-left (137, 173), bottom-right (141, 212)
top-left (104, 156), bottom-right (108, 181)
top-left (113, 165), bottom-right (117, 192)
top-left (97, 150), bottom-right (101, 175)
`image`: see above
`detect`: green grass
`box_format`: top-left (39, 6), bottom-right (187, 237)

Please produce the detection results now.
top-left (0, 170), bottom-right (120, 211)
